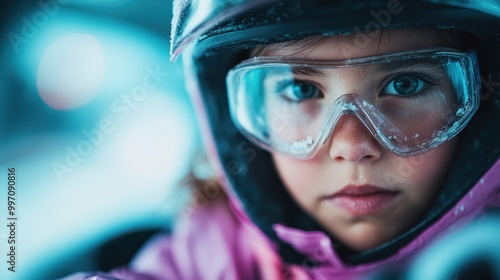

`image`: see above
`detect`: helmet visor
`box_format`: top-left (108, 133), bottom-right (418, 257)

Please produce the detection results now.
top-left (226, 48), bottom-right (480, 158)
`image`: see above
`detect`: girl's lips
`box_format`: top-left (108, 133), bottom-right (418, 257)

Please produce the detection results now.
top-left (326, 184), bottom-right (399, 216)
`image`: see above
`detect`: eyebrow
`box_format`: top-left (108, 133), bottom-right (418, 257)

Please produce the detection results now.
top-left (372, 60), bottom-right (443, 74)
top-left (291, 66), bottom-right (328, 77)
top-left (288, 60), bottom-right (443, 81)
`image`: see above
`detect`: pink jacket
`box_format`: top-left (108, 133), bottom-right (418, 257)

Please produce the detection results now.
top-left (66, 159), bottom-right (500, 280)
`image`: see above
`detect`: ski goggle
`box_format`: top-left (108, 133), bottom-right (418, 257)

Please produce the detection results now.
top-left (226, 48), bottom-right (480, 159)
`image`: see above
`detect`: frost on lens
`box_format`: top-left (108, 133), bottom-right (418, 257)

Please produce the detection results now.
top-left (456, 107), bottom-right (466, 117)
top-left (289, 136), bottom-right (314, 154)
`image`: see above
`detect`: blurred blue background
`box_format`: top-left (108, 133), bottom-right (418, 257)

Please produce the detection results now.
top-left (0, 1), bottom-right (199, 279)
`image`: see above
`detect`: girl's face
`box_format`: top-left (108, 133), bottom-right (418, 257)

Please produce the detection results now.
top-left (266, 30), bottom-right (459, 251)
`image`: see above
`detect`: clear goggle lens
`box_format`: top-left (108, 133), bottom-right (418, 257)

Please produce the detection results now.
top-left (226, 48), bottom-right (480, 159)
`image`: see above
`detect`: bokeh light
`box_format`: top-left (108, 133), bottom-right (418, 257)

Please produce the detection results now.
top-left (116, 92), bottom-right (196, 183)
top-left (36, 33), bottom-right (105, 110)
top-left (0, 1), bottom-right (198, 280)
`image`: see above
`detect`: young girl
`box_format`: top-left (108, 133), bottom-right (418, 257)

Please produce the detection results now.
top-left (67, 0), bottom-right (500, 279)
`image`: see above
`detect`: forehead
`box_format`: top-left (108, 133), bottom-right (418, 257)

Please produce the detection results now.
top-left (259, 29), bottom-right (447, 60)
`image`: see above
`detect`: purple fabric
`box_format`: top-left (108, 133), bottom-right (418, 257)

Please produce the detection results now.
top-left (64, 159), bottom-right (500, 279)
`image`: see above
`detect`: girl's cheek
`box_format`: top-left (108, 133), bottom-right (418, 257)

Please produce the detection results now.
top-left (385, 139), bottom-right (457, 191)
top-left (382, 153), bottom-right (436, 186)
top-left (273, 155), bottom-right (320, 199)
top-left (274, 157), bottom-right (308, 185)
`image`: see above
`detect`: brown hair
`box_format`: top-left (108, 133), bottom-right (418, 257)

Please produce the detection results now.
top-left (180, 151), bottom-right (226, 215)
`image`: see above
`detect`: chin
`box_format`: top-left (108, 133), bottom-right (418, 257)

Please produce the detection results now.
top-left (331, 221), bottom-right (396, 251)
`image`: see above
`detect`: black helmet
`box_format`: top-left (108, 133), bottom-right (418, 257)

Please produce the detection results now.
top-left (171, 0), bottom-right (500, 265)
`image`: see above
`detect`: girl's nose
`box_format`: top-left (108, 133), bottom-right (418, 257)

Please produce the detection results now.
top-left (327, 114), bottom-right (383, 163)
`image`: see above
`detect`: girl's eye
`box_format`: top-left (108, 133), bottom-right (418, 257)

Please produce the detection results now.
top-left (383, 75), bottom-right (425, 96)
top-left (280, 81), bottom-right (321, 102)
